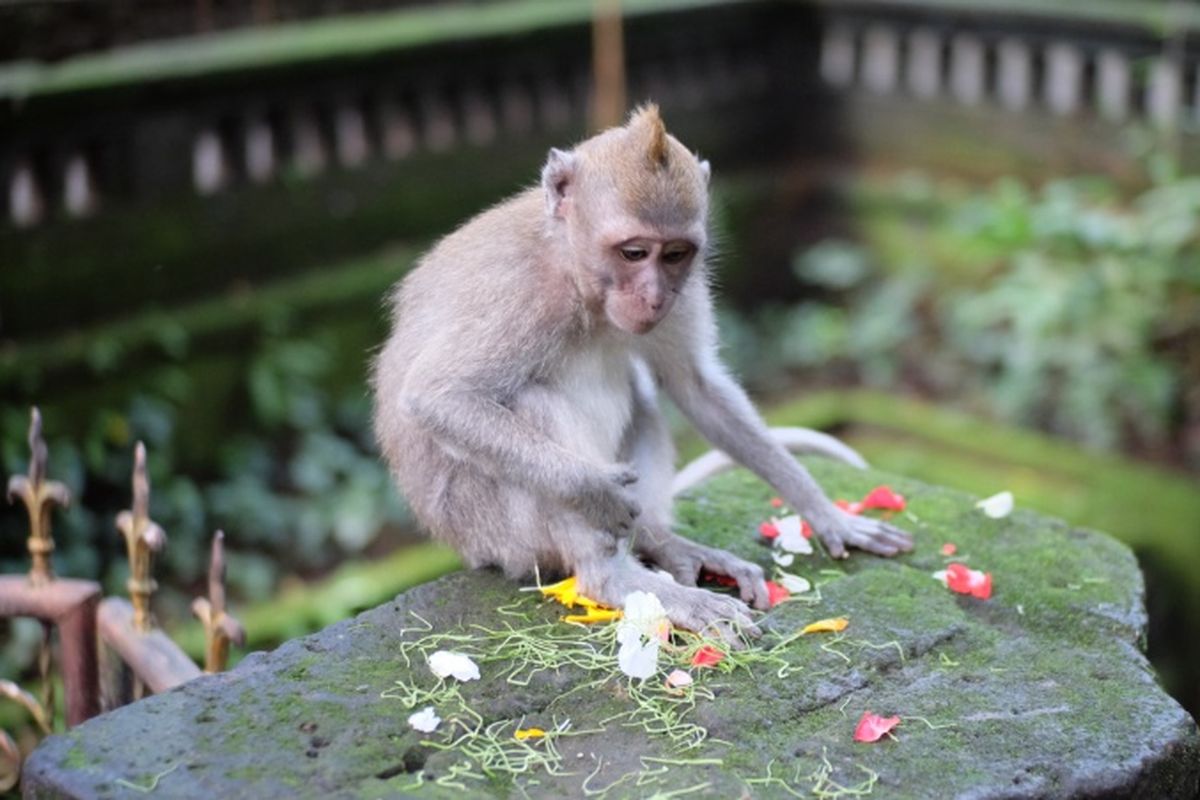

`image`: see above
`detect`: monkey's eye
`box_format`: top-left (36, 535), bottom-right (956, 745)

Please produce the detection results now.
top-left (619, 246), bottom-right (649, 262)
top-left (662, 245), bottom-right (695, 266)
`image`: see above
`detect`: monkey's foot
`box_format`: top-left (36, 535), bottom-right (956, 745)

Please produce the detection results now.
top-left (576, 555), bottom-right (761, 646)
top-left (637, 531), bottom-right (769, 611)
top-left (657, 583), bottom-right (761, 646)
top-left (813, 507), bottom-right (914, 559)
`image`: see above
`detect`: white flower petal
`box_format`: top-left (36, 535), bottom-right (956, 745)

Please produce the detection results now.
top-left (771, 550), bottom-right (795, 567)
top-left (931, 569), bottom-right (949, 587)
top-left (618, 591), bottom-right (670, 642)
top-left (774, 516), bottom-right (813, 555)
top-left (976, 491), bottom-right (1014, 519)
top-left (778, 572), bottom-right (811, 594)
top-left (407, 706), bottom-right (441, 733)
top-left (618, 638), bottom-right (659, 680)
top-left (665, 669), bottom-right (693, 689)
top-left (428, 650), bottom-right (480, 682)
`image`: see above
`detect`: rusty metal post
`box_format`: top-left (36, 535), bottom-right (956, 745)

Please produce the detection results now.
top-left (115, 442), bottom-right (166, 633)
top-left (2, 408), bottom-right (100, 726)
top-left (191, 531), bottom-right (246, 672)
top-left (6, 408), bottom-right (70, 587)
top-left (591, 0), bottom-right (627, 131)
top-left (0, 578), bottom-right (100, 726)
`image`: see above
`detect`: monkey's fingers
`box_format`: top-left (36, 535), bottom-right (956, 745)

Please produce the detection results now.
top-left (842, 516), bottom-right (913, 556)
top-left (698, 552), bottom-right (769, 611)
top-left (664, 590), bottom-right (760, 648)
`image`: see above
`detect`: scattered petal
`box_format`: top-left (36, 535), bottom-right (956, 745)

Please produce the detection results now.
top-left (931, 569), bottom-right (949, 587)
top-left (691, 645), bottom-right (725, 668)
top-left (514, 727), bottom-right (546, 741)
top-left (861, 485), bottom-right (906, 511)
top-left (854, 711), bottom-right (900, 743)
top-left (539, 576), bottom-right (622, 623)
top-left (665, 669), bottom-right (694, 689)
top-left (407, 706), bottom-right (441, 733)
top-left (944, 563), bottom-right (993, 599)
top-left (777, 572), bottom-right (812, 594)
top-left (615, 591), bottom-right (670, 679)
top-left (940, 543), bottom-right (957, 556)
top-left (976, 491), bottom-right (1014, 519)
top-left (618, 636), bottom-right (659, 679)
top-left (564, 607), bottom-right (623, 624)
top-left (428, 651), bottom-right (481, 682)
top-left (766, 580), bottom-right (791, 607)
top-left (699, 571), bottom-right (738, 588)
top-left (771, 550), bottom-right (795, 567)
top-left (619, 591), bottom-right (671, 642)
top-left (801, 617), bottom-right (849, 635)
top-left (770, 497), bottom-right (784, 509)
top-left (774, 516), bottom-right (813, 555)
top-left (835, 499), bottom-right (863, 515)
top-left (801, 520), bottom-right (813, 539)
top-left (759, 521), bottom-right (780, 540)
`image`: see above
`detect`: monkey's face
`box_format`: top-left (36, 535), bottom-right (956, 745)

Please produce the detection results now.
top-left (598, 229), bottom-right (700, 335)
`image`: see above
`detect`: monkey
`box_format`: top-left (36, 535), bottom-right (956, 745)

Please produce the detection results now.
top-left (372, 105), bottom-right (912, 640)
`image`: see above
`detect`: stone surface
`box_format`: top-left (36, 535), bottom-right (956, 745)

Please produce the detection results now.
top-left (22, 461), bottom-right (1200, 799)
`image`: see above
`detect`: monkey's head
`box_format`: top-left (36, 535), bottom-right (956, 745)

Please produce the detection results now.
top-left (541, 104), bottom-right (711, 335)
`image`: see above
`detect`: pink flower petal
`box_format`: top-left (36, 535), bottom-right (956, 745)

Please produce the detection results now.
top-left (945, 563), bottom-right (992, 599)
top-left (861, 485), bottom-right (906, 511)
top-left (765, 581), bottom-right (790, 607)
top-left (835, 499), bottom-right (863, 515)
top-left (940, 543), bottom-right (957, 556)
top-left (759, 521), bottom-right (780, 540)
top-left (854, 711), bottom-right (900, 743)
top-left (691, 645), bottom-right (725, 668)
top-left (770, 497), bottom-right (784, 509)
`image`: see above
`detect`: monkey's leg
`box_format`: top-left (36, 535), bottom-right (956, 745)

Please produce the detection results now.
top-left (574, 536), bottom-right (761, 644)
top-left (621, 369), bottom-right (769, 611)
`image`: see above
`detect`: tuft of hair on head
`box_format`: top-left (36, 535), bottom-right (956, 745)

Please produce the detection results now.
top-left (627, 103), bottom-right (669, 168)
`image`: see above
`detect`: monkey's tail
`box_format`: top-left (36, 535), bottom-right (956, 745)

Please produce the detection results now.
top-left (669, 427), bottom-right (868, 497)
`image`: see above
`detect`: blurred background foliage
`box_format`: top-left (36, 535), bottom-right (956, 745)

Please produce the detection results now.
top-left (723, 150), bottom-right (1200, 463)
top-left (1, 0), bottom-right (1198, 734)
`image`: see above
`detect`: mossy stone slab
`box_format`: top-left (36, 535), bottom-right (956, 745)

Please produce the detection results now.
top-left (22, 461), bottom-right (1200, 798)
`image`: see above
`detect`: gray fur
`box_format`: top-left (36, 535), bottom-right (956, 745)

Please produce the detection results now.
top-left (372, 122), bottom-right (911, 641)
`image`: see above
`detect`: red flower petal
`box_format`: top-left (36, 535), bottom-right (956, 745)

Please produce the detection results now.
top-left (700, 571), bottom-right (738, 588)
top-left (944, 563), bottom-right (992, 599)
top-left (759, 521), bottom-right (780, 540)
top-left (862, 485), bottom-right (906, 511)
top-left (770, 497), bottom-right (784, 509)
top-left (691, 645), bottom-right (725, 668)
top-left (854, 711), bottom-right (900, 743)
top-left (940, 543), bottom-right (957, 556)
top-left (801, 520), bottom-right (814, 539)
top-left (765, 580), bottom-right (790, 607)
top-left (835, 499), bottom-right (863, 515)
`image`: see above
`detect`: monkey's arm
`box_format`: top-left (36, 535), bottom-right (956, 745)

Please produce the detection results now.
top-left (400, 384), bottom-right (641, 535)
top-left (644, 283), bottom-right (912, 558)
top-left (662, 358), bottom-right (911, 557)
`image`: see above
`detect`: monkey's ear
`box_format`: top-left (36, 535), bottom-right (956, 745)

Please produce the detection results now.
top-left (698, 158), bottom-right (711, 183)
top-left (541, 148), bottom-right (578, 219)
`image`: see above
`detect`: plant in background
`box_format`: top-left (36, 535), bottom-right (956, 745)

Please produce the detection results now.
top-left (0, 331), bottom-right (409, 647)
top-left (761, 168), bottom-right (1199, 462)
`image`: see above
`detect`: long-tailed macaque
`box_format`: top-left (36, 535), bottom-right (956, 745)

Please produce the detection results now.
top-left (372, 105), bottom-right (912, 639)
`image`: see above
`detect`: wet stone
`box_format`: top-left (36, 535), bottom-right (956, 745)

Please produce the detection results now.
top-left (22, 461), bottom-right (1200, 799)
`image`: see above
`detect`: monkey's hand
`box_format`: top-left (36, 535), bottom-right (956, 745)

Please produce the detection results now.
top-left (637, 532), bottom-right (769, 611)
top-left (807, 503), bottom-right (913, 560)
top-left (574, 464), bottom-right (642, 534)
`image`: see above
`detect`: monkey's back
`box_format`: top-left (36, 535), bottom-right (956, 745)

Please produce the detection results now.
top-left (370, 187), bottom-right (596, 569)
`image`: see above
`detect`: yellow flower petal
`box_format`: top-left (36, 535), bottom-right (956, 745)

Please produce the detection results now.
top-left (514, 727), bottom-right (546, 740)
top-left (540, 576), bottom-right (619, 622)
top-left (801, 617), bottom-right (849, 635)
